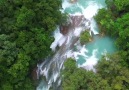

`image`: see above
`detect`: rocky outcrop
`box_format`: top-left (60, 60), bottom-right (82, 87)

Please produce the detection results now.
top-left (69, 0), bottom-right (77, 3)
top-left (70, 15), bottom-right (86, 27)
top-left (31, 66), bottom-right (38, 80)
top-left (60, 15), bottom-right (89, 35)
top-left (60, 25), bottom-right (69, 35)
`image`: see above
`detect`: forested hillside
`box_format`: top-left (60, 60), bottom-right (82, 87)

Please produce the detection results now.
top-left (0, 0), bottom-right (63, 90)
top-left (95, 0), bottom-right (129, 65)
top-left (62, 0), bottom-right (129, 89)
top-left (62, 56), bottom-right (129, 90)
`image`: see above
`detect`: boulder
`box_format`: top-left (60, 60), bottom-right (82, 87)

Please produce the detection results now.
top-left (60, 25), bottom-right (69, 35)
top-left (31, 67), bottom-right (38, 80)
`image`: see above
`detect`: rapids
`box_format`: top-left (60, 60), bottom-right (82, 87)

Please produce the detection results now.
top-left (37, 0), bottom-right (116, 90)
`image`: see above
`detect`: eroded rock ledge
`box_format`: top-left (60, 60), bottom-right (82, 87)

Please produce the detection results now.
top-left (60, 15), bottom-right (90, 35)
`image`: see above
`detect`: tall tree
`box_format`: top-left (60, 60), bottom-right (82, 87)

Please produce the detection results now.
top-left (62, 58), bottom-right (111, 90)
top-left (96, 53), bottom-right (129, 90)
top-left (0, 0), bottom-right (63, 89)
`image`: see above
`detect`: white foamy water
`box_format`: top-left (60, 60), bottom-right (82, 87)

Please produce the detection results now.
top-left (62, 0), bottom-right (72, 10)
top-left (74, 45), bottom-right (88, 58)
top-left (65, 0), bottom-right (105, 71)
top-left (50, 28), bottom-right (66, 51)
top-left (65, 50), bottom-right (73, 58)
top-left (83, 3), bottom-right (100, 19)
top-left (70, 12), bottom-right (82, 16)
top-left (78, 49), bottom-right (98, 72)
top-left (51, 1), bottom-right (101, 70)
top-left (37, 0), bottom-right (109, 90)
top-left (74, 27), bottom-right (83, 36)
top-left (90, 19), bottom-right (99, 35)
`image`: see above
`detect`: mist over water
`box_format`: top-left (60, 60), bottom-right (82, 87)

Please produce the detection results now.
top-left (37, 0), bottom-right (116, 90)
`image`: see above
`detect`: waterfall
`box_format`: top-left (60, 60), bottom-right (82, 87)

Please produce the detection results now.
top-left (37, 0), bottom-right (112, 90)
top-left (37, 14), bottom-right (90, 90)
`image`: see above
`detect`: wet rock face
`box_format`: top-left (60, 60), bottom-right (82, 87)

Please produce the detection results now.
top-left (69, 0), bottom-right (77, 3)
top-left (32, 67), bottom-right (38, 80)
top-left (60, 25), bottom-right (69, 35)
top-left (60, 15), bottom-right (88, 35)
top-left (70, 15), bottom-right (87, 27)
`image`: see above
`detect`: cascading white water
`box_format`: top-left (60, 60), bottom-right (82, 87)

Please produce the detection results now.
top-left (61, 0), bottom-right (106, 71)
top-left (37, 14), bottom-right (90, 90)
top-left (37, 0), bottom-right (116, 90)
top-left (50, 27), bottom-right (66, 51)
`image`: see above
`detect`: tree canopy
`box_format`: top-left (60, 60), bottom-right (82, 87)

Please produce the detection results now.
top-left (0, 0), bottom-right (64, 89)
top-left (95, 0), bottom-right (129, 65)
top-left (80, 31), bottom-right (91, 45)
top-left (62, 53), bottom-right (129, 90)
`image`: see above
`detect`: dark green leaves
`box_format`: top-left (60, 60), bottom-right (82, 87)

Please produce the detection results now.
top-left (80, 31), bottom-right (91, 45)
top-left (0, 0), bottom-right (63, 89)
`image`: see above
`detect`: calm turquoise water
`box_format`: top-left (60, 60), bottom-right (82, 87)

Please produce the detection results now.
top-left (77, 36), bottom-right (117, 65)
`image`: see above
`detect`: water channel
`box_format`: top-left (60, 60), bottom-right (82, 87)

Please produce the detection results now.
top-left (37, 0), bottom-right (117, 90)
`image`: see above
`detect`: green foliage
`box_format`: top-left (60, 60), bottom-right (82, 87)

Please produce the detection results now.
top-left (114, 0), bottom-right (129, 12)
top-left (0, 0), bottom-right (63, 89)
top-left (106, 0), bottom-right (129, 16)
top-left (96, 53), bottom-right (129, 90)
top-left (62, 58), bottom-right (111, 90)
top-left (80, 31), bottom-right (91, 45)
top-left (95, 0), bottom-right (129, 66)
top-left (60, 13), bottom-right (69, 26)
top-left (62, 53), bottom-right (129, 90)
top-left (114, 13), bottom-right (129, 50)
top-left (94, 8), bottom-right (115, 35)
